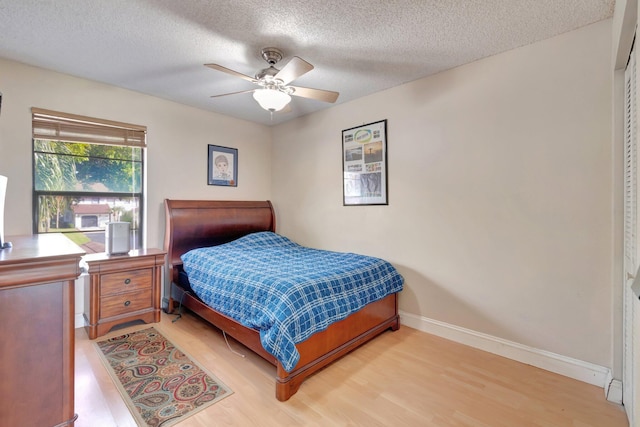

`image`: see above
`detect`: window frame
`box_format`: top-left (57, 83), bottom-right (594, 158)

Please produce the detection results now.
top-left (31, 108), bottom-right (147, 252)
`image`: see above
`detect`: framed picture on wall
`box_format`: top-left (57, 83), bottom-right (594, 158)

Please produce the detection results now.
top-left (342, 120), bottom-right (388, 205)
top-left (208, 145), bottom-right (237, 186)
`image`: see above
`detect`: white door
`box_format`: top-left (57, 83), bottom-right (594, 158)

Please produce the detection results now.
top-left (623, 40), bottom-right (639, 426)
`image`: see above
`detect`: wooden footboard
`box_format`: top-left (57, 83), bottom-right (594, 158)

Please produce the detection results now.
top-left (275, 293), bottom-right (399, 401)
top-left (170, 282), bottom-right (399, 401)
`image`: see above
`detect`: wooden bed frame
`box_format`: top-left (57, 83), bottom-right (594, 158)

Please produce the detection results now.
top-left (163, 199), bottom-right (400, 401)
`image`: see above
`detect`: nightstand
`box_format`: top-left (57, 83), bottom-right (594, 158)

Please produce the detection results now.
top-left (83, 248), bottom-right (165, 339)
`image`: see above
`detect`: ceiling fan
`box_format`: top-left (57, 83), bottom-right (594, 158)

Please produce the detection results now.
top-left (205, 47), bottom-right (339, 114)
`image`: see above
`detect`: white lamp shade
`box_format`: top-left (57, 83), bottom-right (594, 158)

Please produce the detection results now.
top-left (253, 89), bottom-right (291, 112)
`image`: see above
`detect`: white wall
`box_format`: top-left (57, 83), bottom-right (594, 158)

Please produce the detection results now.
top-left (0, 58), bottom-right (272, 250)
top-left (272, 20), bottom-right (614, 370)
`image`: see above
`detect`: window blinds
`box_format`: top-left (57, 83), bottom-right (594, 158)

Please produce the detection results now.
top-left (32, 108), bottom-right (146, 147)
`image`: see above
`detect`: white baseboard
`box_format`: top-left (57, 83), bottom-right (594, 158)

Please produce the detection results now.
top-left (605, 372), bottom-right (624, 405)
top-left (399, 311), bottom-right (621, 404)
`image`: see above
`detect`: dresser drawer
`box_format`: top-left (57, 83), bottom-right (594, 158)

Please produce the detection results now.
top-left (101, 269), bottom-right (152, 296)
top-left (101, 288), bottom-right (153, 318)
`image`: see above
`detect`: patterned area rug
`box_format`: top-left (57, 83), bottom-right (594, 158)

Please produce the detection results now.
top-left (95, 327), bottom-right (232, 427)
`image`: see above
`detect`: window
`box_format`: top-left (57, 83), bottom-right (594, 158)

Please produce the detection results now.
top-left (32, 108), bottom-right (146, 253)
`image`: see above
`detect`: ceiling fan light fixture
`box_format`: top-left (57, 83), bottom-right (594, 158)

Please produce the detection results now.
top-left (206, 47), bottom-right (339, 116)
top-left (253, 88), bottom-right (291, 112)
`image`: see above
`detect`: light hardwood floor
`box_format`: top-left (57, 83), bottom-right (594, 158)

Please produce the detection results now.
top-left (75, 311), bottom-right (628, 427)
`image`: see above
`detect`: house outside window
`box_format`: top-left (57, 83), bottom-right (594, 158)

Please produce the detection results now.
top-left (32, 108), bottom-right (146, 253)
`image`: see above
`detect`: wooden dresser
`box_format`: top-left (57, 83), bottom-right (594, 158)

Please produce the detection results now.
top-left (0, 234), bottom-right (84, 427)
top-left (83, 249), bottom-right (165, 339)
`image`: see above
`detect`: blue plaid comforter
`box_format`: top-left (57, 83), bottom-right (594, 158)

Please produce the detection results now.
top-left (181, 232), bottom-right (404, 372)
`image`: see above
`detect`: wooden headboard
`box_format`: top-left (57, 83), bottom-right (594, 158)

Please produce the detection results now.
top-left (163, 199), bottom-right (276, 283)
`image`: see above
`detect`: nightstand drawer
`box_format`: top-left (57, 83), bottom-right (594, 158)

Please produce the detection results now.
top-left (101, 269), bottom-right (152, 295)
top-left (101, 289), bottom-right (153, 318)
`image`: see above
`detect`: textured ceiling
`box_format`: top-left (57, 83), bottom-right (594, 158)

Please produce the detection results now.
top-left (0, 0), bottom-right (615, 126)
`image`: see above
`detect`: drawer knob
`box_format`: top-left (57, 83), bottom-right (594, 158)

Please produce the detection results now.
top-left (124, 300), bottom-right (131, 307)
top-left (124, 278), bottom-right (131, 285)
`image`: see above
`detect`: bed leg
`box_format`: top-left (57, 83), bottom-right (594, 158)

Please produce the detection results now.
top-left (275, 374), bottom-right (301, 402)
top-left (166, 297), bottom-right (176, 314)
top-left (390, 314), bottom-right (400, 331)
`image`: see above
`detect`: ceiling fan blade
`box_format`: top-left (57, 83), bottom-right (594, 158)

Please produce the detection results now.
top-left (210, 89), bottom-right (255, 98)
top-left (205, 63), bottom-right (256, 83)
top-left (289, 85), bottom-right (339, 103)
top-left (275, 57), bottom-right (314, 85)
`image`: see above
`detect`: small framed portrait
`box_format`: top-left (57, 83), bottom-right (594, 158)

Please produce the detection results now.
top-left (207, 145), bottom-right (238, 186)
